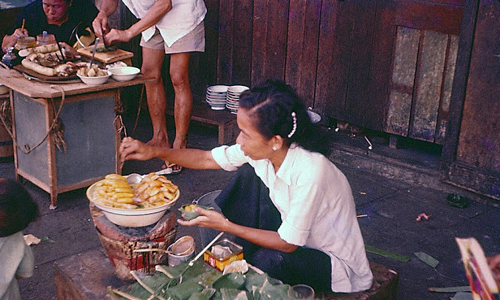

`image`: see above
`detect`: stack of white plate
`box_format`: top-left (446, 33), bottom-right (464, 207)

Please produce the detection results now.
top-left (206, 85), bottom-right (228, 110)
top-left (226, 85), bottom-right (249, 114)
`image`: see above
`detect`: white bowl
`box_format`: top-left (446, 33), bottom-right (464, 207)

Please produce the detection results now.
top-left (77, 71), bottom-right (111, 85)
top-left (307, 110), bottom-right (321, 124)
top-left (109, 66), bottom-right (140, 82)
top-left (86, 180), bottom-right (180, 227)
top-left (228, 85), bottom-right (249, 94)
top-left (207, 85), bottom-right (229, 93)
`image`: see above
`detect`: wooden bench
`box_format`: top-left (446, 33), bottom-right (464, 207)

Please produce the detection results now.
top-left (54, 249), bottom-right (398, 300)
top-left (166, 102), bottom-right (238, 145)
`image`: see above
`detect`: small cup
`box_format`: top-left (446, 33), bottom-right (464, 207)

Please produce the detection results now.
top-left (288, 284), bottom-right (315, 300)
top-left (36, 33), bottom-right (56, 46)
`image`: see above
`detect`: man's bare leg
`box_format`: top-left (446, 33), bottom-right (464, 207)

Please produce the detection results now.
top-left (170, 52), bottom-right (192, 151)
top-left (142, 47), bottom-right (170, 148)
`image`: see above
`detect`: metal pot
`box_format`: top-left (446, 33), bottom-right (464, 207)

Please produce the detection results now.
top-left (167, 236), bottom-right (195, 266)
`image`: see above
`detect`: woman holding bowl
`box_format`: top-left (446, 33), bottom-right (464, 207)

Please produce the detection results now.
top-left (119, 79), bottom-right (373, 293)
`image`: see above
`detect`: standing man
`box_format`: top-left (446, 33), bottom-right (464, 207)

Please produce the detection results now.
top-left (93, 0), bottom-right (206, 173)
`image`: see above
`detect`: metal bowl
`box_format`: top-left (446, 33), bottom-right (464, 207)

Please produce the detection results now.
top-left (86, 177), bottom-right (180, 227)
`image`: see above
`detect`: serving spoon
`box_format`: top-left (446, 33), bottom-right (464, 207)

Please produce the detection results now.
top-left (89, 37), bottom-right (99, 68)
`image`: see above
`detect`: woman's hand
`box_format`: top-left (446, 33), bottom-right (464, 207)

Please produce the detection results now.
top-left (119, 137), bottom-right (155, 162)
top-left (178, 207), bottom-right (230, 232)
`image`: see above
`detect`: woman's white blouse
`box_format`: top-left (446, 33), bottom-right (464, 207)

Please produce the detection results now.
top-left (121, 0), bottom-right (206, 47)
top-left (211, 143), bottom-right (373, 293)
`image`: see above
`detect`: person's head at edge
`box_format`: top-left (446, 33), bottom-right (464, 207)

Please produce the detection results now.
top-left (0, 178), bottom-right (39, 238)
top-left (236, 79), bottom-right (329, 162)
top-left (42, 0), bottom-right (73, 26)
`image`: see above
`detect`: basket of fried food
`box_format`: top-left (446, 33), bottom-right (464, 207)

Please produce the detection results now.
top-left (87, 173), bottom-right (180, 227)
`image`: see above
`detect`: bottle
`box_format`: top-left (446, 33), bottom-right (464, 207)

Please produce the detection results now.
top-left (1, 47), bottom-right (17, 68)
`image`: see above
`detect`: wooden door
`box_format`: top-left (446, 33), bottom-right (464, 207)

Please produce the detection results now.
top-left (368, 0), bottom-right (464, 143)
top-left (440, 0), bottom-right (500, 200)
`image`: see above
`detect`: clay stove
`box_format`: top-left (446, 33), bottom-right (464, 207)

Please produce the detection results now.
top-left (90, 204), bottom-right (177, 280)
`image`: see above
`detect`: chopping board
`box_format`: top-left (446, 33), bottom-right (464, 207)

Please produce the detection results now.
top-left (13, 64), bottom-right (79, 83)
top-left (77, 47), bottom-right (134, 64)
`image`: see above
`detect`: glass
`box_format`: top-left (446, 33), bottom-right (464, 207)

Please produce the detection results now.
top-left (288, 284), bottom-right (315, 300)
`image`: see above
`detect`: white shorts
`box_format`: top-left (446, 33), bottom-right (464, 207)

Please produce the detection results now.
top-left (140, 22), bottom-right (205, 54)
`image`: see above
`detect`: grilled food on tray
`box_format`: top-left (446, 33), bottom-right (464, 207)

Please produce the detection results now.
top-left (21, 58), bottom-right (80, 77)
top-left (19, 43), bottom-right (81, 77)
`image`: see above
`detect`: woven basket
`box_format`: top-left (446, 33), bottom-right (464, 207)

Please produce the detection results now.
top-left (96, 226), bottom-right (177, 280)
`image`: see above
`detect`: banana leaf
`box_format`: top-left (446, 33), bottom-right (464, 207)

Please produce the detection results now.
top-left (113, 260), bottom-right (292, 300)
top-left (220, 288), bottom-right (250, 300)
top-left (108, 282), bottom-right (159, 300)
top-left (162, 280), bottom-right (203, 300)
top-left (254, 277), bottom-right (289, 300)
top-left (130, 271), bottom-right (172, 296)
top-left (157, 260), bottom-right (214, 283)
top-left (212, 272), bottom-right (246, 290)
top-left (187, 288), bottom-right (216, 300)
top-left (192, 268), bottom-right (223, 287)
top-left (179, 204), bottom-right (214, 221)
top-left (244, 272), bottom-right (281, 292)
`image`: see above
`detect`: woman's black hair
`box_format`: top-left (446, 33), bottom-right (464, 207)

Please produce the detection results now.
top-left (0, 178), bottom-right (39, 237)
top-left (239, 79), bottom-right (330, 156)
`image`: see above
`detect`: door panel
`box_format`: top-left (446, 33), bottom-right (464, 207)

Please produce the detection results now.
top-left (441, 0), bottom-right (500, 200)
top-left (371, 0), bottom-right (463, 142)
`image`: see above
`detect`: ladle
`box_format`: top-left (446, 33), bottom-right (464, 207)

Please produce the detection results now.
top-left (126, 169), bottom-right (179, 185)
top-left (133, 236), bottom-right (195, 256)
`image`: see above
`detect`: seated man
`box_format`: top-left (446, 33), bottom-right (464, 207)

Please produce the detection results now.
top-left (2, 0), bottom-right (98, 50)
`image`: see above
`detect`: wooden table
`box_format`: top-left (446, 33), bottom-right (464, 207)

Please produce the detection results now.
top-left (0, 67), bottom-right (152, 208)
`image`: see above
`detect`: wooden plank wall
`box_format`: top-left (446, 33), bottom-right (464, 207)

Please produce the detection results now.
top-left (206, 0), bottom-right (343, 111)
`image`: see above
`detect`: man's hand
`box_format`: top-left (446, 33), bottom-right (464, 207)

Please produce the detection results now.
top-left (2, 28), bottom-right (28, 49)
top-left (58, 42), bottom-right (78, 60)
top-left (92, 13), bottom-right (109, 39)
top-left (119, 137), bottom-right (155, 162)
top-left (103, 28), bottom-right (134, 44)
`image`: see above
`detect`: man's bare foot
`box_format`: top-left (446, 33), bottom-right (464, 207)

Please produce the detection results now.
top-left (161, 135), bottom-right (187, 173)
top-left (146, 137), bottom-right (170, 149)
top-left (172, 135), bottom-right (188, 150)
